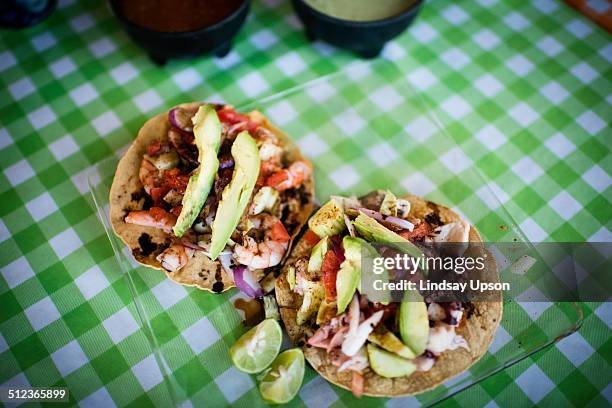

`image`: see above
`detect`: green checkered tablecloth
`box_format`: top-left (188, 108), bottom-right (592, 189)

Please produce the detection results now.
top-left (1, 0), bottom-right (610, 406)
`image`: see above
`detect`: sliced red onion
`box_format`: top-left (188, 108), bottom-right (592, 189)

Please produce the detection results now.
top-left (331, 238), bottom-right (345, 263)
top-left (357, 208), bottom-right (414, 232)
top-left (218, 252), bottom-right (234, 279)
top-left (218, 156), bottom-right (234, 169)
top-left (344, 214), bottom-right (356, 237)
top-left (182, 240), bottom-right (234, 261)
top-left (357, 207), bottom-right (383, 220)
top-left (169, 108), bottom-right (194, 133)
top-left (385, 216), bottom-right (415, 232)
top-left (180, 239), bottom-right (206, 251)
top-left (228, 122), bottom-right (247, 134)
top-left (233, 266), bottom-right (264, 298)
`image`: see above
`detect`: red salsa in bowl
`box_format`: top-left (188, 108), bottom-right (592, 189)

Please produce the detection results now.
top-left (116, 0), bottom-right (245, 32)
top-left (109, 0), bottom-right (249, 64)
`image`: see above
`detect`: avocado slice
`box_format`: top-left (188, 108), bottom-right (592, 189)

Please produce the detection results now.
top-left (379, 190), bottom-right (397, 217)
top-left (367, 343), bottom-right (416, 378)
top-left (287, 266), bottom-right (296, 291)
top-left (173, 105), bottom-right (222, 237)
top-left (308, 237), bottom-right (329, 273)
top-left (297, 279), bottom-right (325, 325)
top-left (336, 236), bottom-right (366, 314)
top-left (336, 261), bottom-right (358, 315)
top-left (308, 198), bottom-right (345, 238)
top-left (368, 330), bottom-right (416, 359)
top-left (209, 131), bottom-right (260, 259)
top-left (352, 213), bottom-right (425, 272)
top-left (399, 292), bottom-right (429, 355)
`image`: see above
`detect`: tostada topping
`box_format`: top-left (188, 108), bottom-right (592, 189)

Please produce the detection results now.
top-left (289, 194), bottom-right (473, 395)
top-left (121, 103), bottom-right (312, 290)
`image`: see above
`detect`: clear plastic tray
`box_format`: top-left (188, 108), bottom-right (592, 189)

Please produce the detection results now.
top-left (89, 61), bottom-right (582, 406)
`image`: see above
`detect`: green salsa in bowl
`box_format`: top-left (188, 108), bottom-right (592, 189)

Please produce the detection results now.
top-left (292, 0), bottom-right (423, 58)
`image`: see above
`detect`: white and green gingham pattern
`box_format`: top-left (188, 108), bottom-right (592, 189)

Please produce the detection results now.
top-left (1, 0), bottom-right (610, 406)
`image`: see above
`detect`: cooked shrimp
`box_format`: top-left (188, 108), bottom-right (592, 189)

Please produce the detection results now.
top-left (234, 215), bottom-right (290, 269)
top-left (234, 237), bottom-right (285, 269)
top-left (259, 142), bottom-right (283, 165)
top-left (254, 126), bottom-right (278, 143)
top-left (257, 161), bottom-right (281, 187)
top-left (125, 207), bottom-right (177, 233)
top-left (156, 243), bottom-right (194, 272)
top-left (139, 157), bottom-right (161, 194)
top-left (265, 160), bottom-right (312, 191)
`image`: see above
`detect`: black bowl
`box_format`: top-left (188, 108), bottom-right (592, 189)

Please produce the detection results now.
top-left (108, 0), bottom-right (250, 65)
top-left (292, 0), bottom-right (423, 58)
top-left (0, 0), bottom-right (57, 29)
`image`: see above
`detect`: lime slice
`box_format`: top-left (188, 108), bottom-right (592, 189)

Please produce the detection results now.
top-left (259, 348), bottom-right (305, 404)
top-left (230, 319), bottom-right (282, 374)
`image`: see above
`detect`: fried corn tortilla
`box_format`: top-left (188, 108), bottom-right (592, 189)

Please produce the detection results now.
top-left (275, 192), bottom-right (502, 397)
top-left (110, 102), bottom-right (314, 292)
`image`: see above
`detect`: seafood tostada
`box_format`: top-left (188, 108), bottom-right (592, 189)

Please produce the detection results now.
top-left (110, 102), bottom-right (314, 293)
top-left (275, 190), bottom-right (502, 397)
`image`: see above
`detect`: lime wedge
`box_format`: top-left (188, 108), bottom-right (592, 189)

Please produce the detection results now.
top-left (259, 348), bottom-right (305, 404)
top-left (230, 319), bottom-right (282, 374)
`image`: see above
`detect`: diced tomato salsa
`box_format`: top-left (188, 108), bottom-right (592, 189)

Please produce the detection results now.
top-left (150, 186), bottom-right (170, 204)
top-left (399, 222), bottom-right (433, 241)
top-left (265, 170), bottom-right (289, 189)
top-left (303, 229), bottom-right (320, 246)
top-left (217, 108), bottom-right (258, 133)
top-left (150, 207), bottom-right (170, 220)
top-left (321, 249), bottom-right (340, 301)
top-left (147, 140), bottom-right (163, 156)
top-left (162, 168), bottom-right (189, 193)
top-left (170, 206), bottom-right (182, 217)
top-left (271, 220), bottom-right (291, 243)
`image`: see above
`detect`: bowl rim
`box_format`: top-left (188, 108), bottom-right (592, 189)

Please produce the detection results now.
top-left (292, 0), bottom-right (423, 27)
top-left (108, 0), bottom-right (250, 36)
